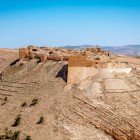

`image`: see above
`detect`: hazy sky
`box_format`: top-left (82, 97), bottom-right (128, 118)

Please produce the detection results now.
top-left (0, 0), bottom-right (140, 48)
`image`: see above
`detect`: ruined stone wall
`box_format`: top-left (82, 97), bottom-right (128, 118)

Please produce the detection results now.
top-left (19, 48), bottom-right (30, 60)
top-left (67, 56), bottom-right (99, 84)
top-left (19, 47), bottom-right (47, 62)
top-left (67, 67), bottom-right (99, 84)
top-left (19, 47), bottom-right (110, 84)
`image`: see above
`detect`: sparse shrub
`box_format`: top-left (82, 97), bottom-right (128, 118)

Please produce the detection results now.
top-left (4, 97), bottom-right (8, 102)
top-left (29, 99), bottom-right (38, 107)
top-left (11, 114), bottom-right (21, 127)
top-left (0, 128), bottom-right (20, 140)
top-left (0, 128), bottom-right (12, 139)
top-left (12, 131), bottom-right (20, 140)
top-left (37, 116), bottom-right (44, 124)
top-left (21, 102), bottom-right (27, 107)
top-left (1, 102), bottom-right (6, 106)
top-left (19, 63), bottom-right (24, 66)
top-left (1, 97), bottom-right (8, 106)
top-left (4, 128), bottom-right (12, 138)
top-left (25, 135), bottom-right (32, 140)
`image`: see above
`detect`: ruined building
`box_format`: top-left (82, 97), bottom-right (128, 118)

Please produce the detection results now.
top-left (19, 46), bottom-right (111, 84)
top-left (67, 55), bottom-right (99, 84)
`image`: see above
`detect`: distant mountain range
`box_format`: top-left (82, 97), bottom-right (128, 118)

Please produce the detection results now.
top-left (103, 45), bottom-right (140, 56)
top-left (64, 45), bottom-right (140, 56)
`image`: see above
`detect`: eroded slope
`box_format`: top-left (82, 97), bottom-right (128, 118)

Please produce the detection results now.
top-left (0, 57), bottom-right (140, 140)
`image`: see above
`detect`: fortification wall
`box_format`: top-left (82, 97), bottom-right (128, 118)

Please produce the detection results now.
top-left (67, 67), bottom-right (98, 84)
top-left (19, 47), bottom-right (110, 84)
top-left (67, 56), bottom-right (99, 84)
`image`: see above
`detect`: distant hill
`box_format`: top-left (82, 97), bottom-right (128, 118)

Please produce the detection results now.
top-left (64, 45), bottom-right (140, 56)
top-left (64, 45), bottom-right (92, 49)
top-left (103, 45), bottom-right (140, 56)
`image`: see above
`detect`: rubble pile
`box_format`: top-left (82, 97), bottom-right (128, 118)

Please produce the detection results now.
top-left (19, 46), bottom-right (110, 62)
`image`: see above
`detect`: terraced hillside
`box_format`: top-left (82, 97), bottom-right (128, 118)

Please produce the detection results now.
top-left (0, 57), bottom-right (140, 140)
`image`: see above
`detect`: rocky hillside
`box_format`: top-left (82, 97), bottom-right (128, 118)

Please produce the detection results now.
top-left (0, 49), bottom-right (140, 140)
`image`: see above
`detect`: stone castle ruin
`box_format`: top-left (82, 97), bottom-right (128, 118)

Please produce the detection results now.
top-left (67, 55), bottom-right (99, 83)
top-left (19, 46), bottom-right (69, 62)
top-left (19, 46), bottom-right (132, 84)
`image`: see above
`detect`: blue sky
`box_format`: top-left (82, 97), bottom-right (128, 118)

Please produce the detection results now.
top-left (0, 0), bottom-right (140, 48)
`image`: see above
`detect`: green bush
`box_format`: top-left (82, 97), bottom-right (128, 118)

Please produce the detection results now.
top-left (4, 97), bottom-right (8, 101)
top-left (11, 114), bottom-right (21, 127)
top-left (0, 128), bottom-right (20, 140)
top-left (29, 99), bottom-right (38, 107)
top-left (25, 135), bottom-right (32, 140)
top-left (1, 97), bottom-right (8, 105)
top-left (12, 131), bottom-right (20, 140)
top-left (21, 102), bottom-right (27, 107)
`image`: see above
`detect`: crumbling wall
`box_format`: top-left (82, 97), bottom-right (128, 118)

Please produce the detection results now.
top-left (19, 47), bottom-right (70, 62)
top-left (19, 48), bottom-right (29, 60)
top-left (67, 56), bottom-right (99, 84)
top-left (19, 47), bottom-right (47, 62)
top-left (19, 47), bottom-right (110, 84)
